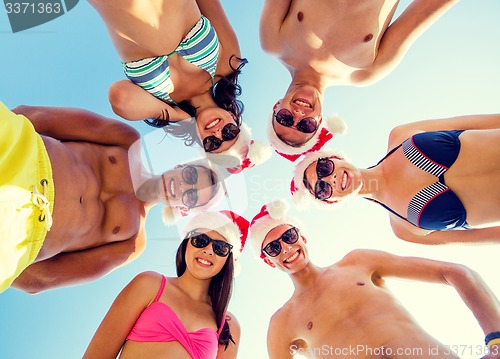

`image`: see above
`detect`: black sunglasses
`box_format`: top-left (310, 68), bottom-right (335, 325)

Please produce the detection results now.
top-left (308, 157), bottom-right (334, 201)
top-left (162, 166), bottom-right (201, 208)
top-left (273, 109), bottom-right (318, 134)
top-left (188, 232), bottom-right (233, 257)
top-left (262, 227), bottom-right (299, 257)
top-left (203, 123), bottom-right (240, 152)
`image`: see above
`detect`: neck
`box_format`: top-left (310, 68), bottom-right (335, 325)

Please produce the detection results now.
top-left (358, 165), bottom-right (385, 201)
top-left (190, 91), bottom-right (217, 113)
top-left (177, 270), bottom-right (212, 302)
top-left (289, 261), bottom-right (324, 292)
top-left (289, 68), bottom-right (328, 94)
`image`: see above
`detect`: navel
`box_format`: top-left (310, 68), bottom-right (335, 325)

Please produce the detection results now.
top-left (109, 156), bottom-right (117, 164)
top-left (364, 34), bottom-right (373, 43)
top-left (297, 12), bottom-right (304, 22)
top-left (113, 226), bottom-right (121, 235)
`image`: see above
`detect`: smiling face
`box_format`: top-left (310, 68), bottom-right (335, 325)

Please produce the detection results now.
top-left (272, 85), bottom-right (323, 147)
top-left (153, 165), bottom-right (217, 209)
top-left (303, 157), bottom-right (363, 203)
top-left (196, 107), bottom-right (240, 153)
top-left (184, 229), bottom-right (230, 280)
top-left (262, 224), bottom-right (308, 274)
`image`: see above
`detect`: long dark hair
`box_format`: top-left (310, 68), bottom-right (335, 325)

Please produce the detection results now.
top-left (146, 55), bottom-right (248, 147)
top-left (175, 237), bottom-right (235, 348)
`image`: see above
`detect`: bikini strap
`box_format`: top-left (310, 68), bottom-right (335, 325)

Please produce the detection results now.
top-left (154, 275), bottom-right (167, 302)
top-left (217, 313), bottom-right (227, 336)
top-left (368, 142), bottom-right (402, 169)
top-left (365, 197), bottom-right (410, 223)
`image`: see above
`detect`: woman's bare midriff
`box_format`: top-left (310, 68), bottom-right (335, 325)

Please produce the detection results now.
top-left (119, 340), bottom-right (194, 359)
top-left (36, 137), bottom-right (144, 261)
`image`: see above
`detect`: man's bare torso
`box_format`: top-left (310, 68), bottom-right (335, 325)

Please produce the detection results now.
top-left (274, 261), bottom-right (454, 358)
top-left (35, 137), bottom-right (146, 261)
top-left (271, 0), bottom-right (400, 84)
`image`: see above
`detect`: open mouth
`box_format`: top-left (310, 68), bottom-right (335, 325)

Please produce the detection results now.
top-left (341, 171), bottom-right (348, 191)
top-left (205, 118), bottom-right (221, 130)
top-left (168, 178), bottom-right (176, 199)
top-left (293, 98), bottom-right (312, 109)
top-left (284, 250), bottom-right (300, 264)
top-left (196, 257), bottom-right (213, 266)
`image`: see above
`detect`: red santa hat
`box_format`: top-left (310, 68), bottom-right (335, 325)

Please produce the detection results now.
top-left (290, 149), bottom-right (346, 210)
top-left (248, 200), bottom-right (304, 263)
top-left (206, 122), bottom-right (272, 173)
top-left (267, 113), bottom-right (347, 161)
top-left (181, 210), bottom-right (249, 261)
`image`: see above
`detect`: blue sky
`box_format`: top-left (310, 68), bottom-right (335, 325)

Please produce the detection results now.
top-left (1, 1), bottom-right (500, 358)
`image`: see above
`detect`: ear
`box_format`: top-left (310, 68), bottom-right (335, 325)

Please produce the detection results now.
top-left (263, 257), bottom-right (276, 268)
top-left (301, 235), bottom-right (307, 244)
top-left (318, 115), bottom-right (323, 125)
top-left (174, 164), bottom-right (185, 169)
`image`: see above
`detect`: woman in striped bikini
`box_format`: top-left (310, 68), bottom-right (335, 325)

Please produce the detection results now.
top-left (290, 113), bottom-right (500, 245)
top-left (88, 0), bottom-right (249, 157)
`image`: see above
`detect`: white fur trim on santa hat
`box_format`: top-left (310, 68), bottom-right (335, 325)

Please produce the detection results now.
top-left (248, 200), bottom-right (304, 256)
top-left (181, 211), bottom-right (243, 259)
top-left (292, 149), bottom-right (347, 210)
top-left (267, 112), bottom-right (347, 156)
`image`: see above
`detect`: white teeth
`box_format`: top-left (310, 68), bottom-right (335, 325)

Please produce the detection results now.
top-left (170, 180), bottom-right (175, 197)
top-left (198, 258), bottom-right (212, 265)
top-left (294, 100), bottom-right (312, 108)
top-left (284, 251), bottom-right (299, 263)
top-left (205, 118), bottom-right (220, 129)
top-left (342, 172), bottom-right (347, 190)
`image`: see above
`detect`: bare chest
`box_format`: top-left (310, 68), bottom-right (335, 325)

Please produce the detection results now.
top-left (41, 140), bottom-right (144, 257)
top-left (278, 0), bottom-right (398, 73)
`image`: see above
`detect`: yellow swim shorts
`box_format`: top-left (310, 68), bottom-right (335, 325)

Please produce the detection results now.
top-left (0, 102), bottom-right (54, 293)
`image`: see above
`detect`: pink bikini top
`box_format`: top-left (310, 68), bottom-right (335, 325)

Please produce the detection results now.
top-left (126, 275), bottom-right (224, 359)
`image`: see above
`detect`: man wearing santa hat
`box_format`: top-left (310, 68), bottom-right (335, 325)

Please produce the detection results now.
top-left (261, 0), bottom-right (457, 160)
top-left (248, 200), bottom-right (500, 359)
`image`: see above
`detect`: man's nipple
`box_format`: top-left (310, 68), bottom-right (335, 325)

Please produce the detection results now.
top-left (113, 226), bottom-right (121, 235)
top-left (364, 34), bottom-right (373, 43)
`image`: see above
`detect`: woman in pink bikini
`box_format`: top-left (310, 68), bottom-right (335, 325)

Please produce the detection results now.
top-left (83, 210), bottom-right (249, 359)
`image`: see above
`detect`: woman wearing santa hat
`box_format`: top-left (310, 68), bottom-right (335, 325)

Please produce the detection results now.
top-left (291, 113), bottom-right (500, 245)
top-left (84, 210), bottom-right (249, 359)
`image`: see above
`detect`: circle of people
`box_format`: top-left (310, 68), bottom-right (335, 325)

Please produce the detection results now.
top-left (1, 1), bottom-right (499, 358)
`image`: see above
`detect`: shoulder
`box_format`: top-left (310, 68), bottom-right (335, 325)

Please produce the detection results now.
top-left (268, 305), bottom-right (291, 333)
top-left (225, 311), bottom-right (241, 341)
top-left (336, 249), bottom-right (395, 270)
top-left (127, 271), bottom-right (164, 293)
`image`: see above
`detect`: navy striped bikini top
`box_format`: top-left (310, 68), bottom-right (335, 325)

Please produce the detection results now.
top-left (368, 130), bottom-right (468, 230)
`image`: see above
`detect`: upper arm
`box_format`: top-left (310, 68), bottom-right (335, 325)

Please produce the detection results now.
top-left (216, 312), bottom-right (241, 359)
top-left (359, 0), bottom-right (457, 84)
top-left (387, 114), bottom-right (500, 148)
top-left (259, 0), bottom-right (292, 53)
top-left (11, 105), bottom-right (140, 149)
top-left (343, 249), bottom-right (457, 284)
top-left (83, 271), bottom-right (161, 359)
top-left (267, 312), bottom-right (293, 359)
top-left (12, 232), bottom-right (146, 294)
top-left (195, 0), bottom-right (240, 62)
top-left (390, 216), bottom-right (500, 245)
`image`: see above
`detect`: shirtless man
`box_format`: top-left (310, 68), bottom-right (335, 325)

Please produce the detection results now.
top-left (0, 103), bottom-right (221, 294)
top-left (261, 0), bottom-right (458, 157)
top-left (248, 201), bottom-right (500, 358)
